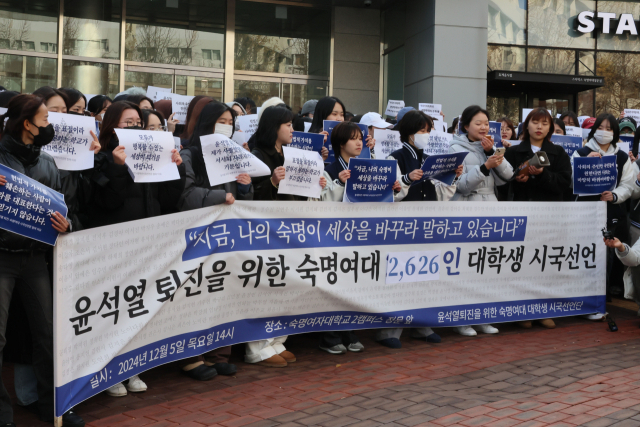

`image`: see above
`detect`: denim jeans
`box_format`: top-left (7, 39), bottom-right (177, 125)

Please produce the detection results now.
top-left (14, 364), bottom-right (38, 407)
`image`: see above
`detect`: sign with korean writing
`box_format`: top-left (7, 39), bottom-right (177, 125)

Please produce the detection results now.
top-left (424, 130), bottom-right (453, 156)
top-left (373, 129), bottom-right (402, 160)
top-left (573, 155), bottom-right (617, 196)
top-left (53, 201), bottom-right (606, 416)
top-left (418, 103), bottom-right (442, 117)
top-left (416, 152), bottom-right (468, 186)
top-left (624, 110), bottom-right (640, 124)
top-left (489, 121), bottom-right (502, 147)
top-left (279, 146), bottom-right (323, 199)
top-left (236, 114), bottom-right (259, 139)
top-left (169, 94), bottom-right (194, 125)
top-left (200, 133), bottom-right (270, 186)
top-left (385, 100), bottom-right (405, 117)
top-left (551, 135), bottom-right (583, 157)
top-left (565, 126), bottom-right (583, 138)
top-left (115, 129), bottom-right (179, 183)
top-left (42, 112), bottom-right (96, 171)
top-left (146, 85), bottom-right (172, 103)
top-left (619, 135), bottom-right (633, 155)
top-left (522, 108), bottom-right (533, 123)
top-left (0, 163), bottom-right (67, 245)
top-left (344, 158), bottom-right (396, 203)
top-left (289, 131), bottom-right (323, 153)
top-left (324, 120), bottom-right (371, 164)
top-left (578, 115), bottom-right (591, 127)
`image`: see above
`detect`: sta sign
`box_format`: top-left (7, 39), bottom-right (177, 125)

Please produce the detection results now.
top-left (577, 11), bottom-right (639, 35)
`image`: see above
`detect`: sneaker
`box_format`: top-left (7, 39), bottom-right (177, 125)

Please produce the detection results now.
top-left (106, 382), bottom-right (127, 397)
top-left (279, 350), bottom-right (296, 363)
top-left (518, 321), bottom-right (532, 328)
top-left (125, 375), bottom-right (147, 393)
top-left (347, 342), bottom-right (365, 352)
top-left (319, 344), bottom-right (347, 354)
top-left (474, 324), bottom-right (499, 334)
top-left (63, 410), bottom-right (86, 427)
top-left (378, 338), bottom-right (402, 348)
top-left (538, 318), bottom-right (556, 329)
top-left (455, 326), bottom-right (477, 336)
top-left (209, 362), bottom-right (237, 376)
top-left (256, 354), bottom-right (287, 367)
top-left (585, 313), bottom-right (606, 321)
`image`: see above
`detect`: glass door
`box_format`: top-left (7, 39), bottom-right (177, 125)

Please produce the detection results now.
top-left (529, 95), bottom-right (574, 118)
top-left (124, 66), bottom-right (224, 99)
top-left (234, 76), bottom-right (328, 113)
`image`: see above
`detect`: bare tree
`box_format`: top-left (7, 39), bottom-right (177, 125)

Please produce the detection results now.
top-left (126, 23), bottom-right (199, 66)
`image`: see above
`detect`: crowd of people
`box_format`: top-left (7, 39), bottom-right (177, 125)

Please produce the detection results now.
top-left (0, 83), bottom-right (637, 427)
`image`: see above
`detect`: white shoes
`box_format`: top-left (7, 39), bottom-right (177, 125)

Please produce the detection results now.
top-left (455, 326), bottom-right (477, 336)
top-left (106, 375), bottom-right (147, 397)
top-left (126, 375), bottom-right (147, 392)
top-left (474, 324), bottom-right (499, 334)
top-left (585, 313), bottom-right (606, 321)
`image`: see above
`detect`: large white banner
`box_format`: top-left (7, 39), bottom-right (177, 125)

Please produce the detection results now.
top-left (53, 201), bottom-right (607, 416)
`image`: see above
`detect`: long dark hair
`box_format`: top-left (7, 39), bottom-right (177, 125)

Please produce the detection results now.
top-left (522, 107), bottom-right (554, 143)
top-left (309, 96), bottom-right (346, 133)
top-left (180, 95), bottom-right (210, 139)
top-left (553, 118), bottom-right (566, 135)
top-left (59, 87), bottom-right (87, 111)
top-left (0, 94), bottom-right (45, 141)
top-left (33, 86), bottom-right (68, 107)
top-left (127, 94), bottom-right (155, 109)
top-left (254, 106), bottom-right (295, 150)
top-left (460, 105), bottom-right (490, 134)
top-left (188, 102), bottom-right (236, 187)
top-left (588, 113), bottom-right (620, 146)
top-left (559, 111), bottom-right (580, 127)
top-left (0, 91), bottom-right (20, 108)
top-left (98, 101), bottom-right (141, 151)
top-left (142, 109), bottom-right (165, 130)
top-left (87, 95), bottom-right (112, 115)
top-left (185, 97), bottom-right (214, 143)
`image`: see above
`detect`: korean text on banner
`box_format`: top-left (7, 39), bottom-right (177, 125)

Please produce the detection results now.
top-left (416, 152), bottom-right (468, 186)
top-left (200, 133), bottom-right (270, 186)
top-left (289, 131), bottom-right (324, 153)
top-left (424, 130), bottom-right (453, 156)
top-left (488, 122), bottom-right (502, 147)
top-left (551, 135), bottom-right (583, 157)
top-left (236, 115), bottom-right (259, 139)
top-left (170, 94), bottom-right (194, 125)
top-left (619, 135), bottom-right (633, 155)
top-left (42, 112), bottom-right (96, 171)
top-left (573, 155), bottom-right (617, 196)
top-left (374, 129), bottom-right (402, 160)
top-left (385, 100), bottom-right (405, 118)
top-left (279, 146), bottom-right (323, 199)
top-left (624, 110), bottom-right (640, 124)
top-left (53, 201), bottom-right (606, 416)
top-left (114, 129), bottom-right (180, 183)
top-left (146, 86), bottom-right (172, 103)
top-left (344, 158), bottom-right (396, 203)
top-left (0, 163), bottom-right (67, 245)
top-left (418, 103), bottom-right (442, 117)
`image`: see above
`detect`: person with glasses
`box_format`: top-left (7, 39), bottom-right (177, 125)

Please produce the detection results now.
top-left (58, 88), bottom-right (87, 115)
top-left (142, 109), bottom-right (167, 132)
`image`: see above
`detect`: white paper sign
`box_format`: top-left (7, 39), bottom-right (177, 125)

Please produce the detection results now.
top-left (505, 140), bottom-right (522, 146)
top-left (279, 146), bottom-right (323, 199)
top-left (304, 121), bottom-right (312, 132)
top-left (231, 130), bottom-right (246, 146)
top-left (522, 108), bottom-right (533, 122)
top-left (433, 118), bottom-right (447, 133)
top-left (618, 141), bottom-right (630, 155)
top-left (419, 103), bottom-right (442, 117)
top-left (146, 86), bottom-right (172, 103)
top-left (385, 100), bottom-right (405, 118)
top-left (0, 107), bottom-right (6, 116)
top-left (424, 130), bottom-right (454, 156)
top-left (115, 129), bottom-right (179, 183)
top-left (42, 112), bottom-right (96, 171)
top-left (578, 115), bottom-right (591, 127)
top-left (374, 129), bottom-right (402, 159)
top-left (624, 109), bottom-right (640, 124)
top-left (169, 94), bottom-right (194, 125)
top-left (200, 134), bottom-right (270, 186)
top-left (173, 136), bottom-right (181, 151)
top-left (582, 128), bottom-right (592, 139)
top-left (236, 114), bottom-right (259, 139)
top-left (565, 126), bottom-right (583, 138)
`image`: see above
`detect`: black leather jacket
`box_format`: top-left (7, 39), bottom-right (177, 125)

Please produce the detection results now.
top-left (0, 134), bottom-right (63, 253)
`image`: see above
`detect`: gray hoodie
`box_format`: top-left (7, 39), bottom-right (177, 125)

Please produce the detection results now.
top-left (448, 133), bottom-right (514, 201)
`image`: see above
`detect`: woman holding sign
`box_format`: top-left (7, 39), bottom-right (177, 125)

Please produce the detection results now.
top-left (0, 94), bottom-right (84, 426)
top-left (449, 105), bottom-right (514, 337)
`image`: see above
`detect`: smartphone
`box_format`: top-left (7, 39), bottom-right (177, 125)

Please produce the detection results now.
top-left (495, 147), bottom-right (506, 156)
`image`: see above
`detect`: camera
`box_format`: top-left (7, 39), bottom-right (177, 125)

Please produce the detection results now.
top-left (364, 0), bottom-right (372, 6)
top-left (602, 227), bottom-right (614, 240)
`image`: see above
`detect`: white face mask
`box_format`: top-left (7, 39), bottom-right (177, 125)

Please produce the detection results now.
top-left (594, 129), bottom-right (614, 145)
top-left (412, 133), bottom-right (430, 150)
top-left (214, 123), bottom-right (234, 138)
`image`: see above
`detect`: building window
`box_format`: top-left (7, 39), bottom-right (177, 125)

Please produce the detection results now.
top-left (0, 0), bottom-right (58, 54)
top-left (596, 51), bottom-right (640, 116)
top-left (488, 0), bottom-right (526, 45)
top-left (62, 60), bottom-right (119, 98)
top-left (63, 0), bottom-right (121, 59)
top-left (527, 48), bottom-right (575, 75)
top-left (528, 0), bottom-right (595, 49)
top-left (488, 45), bottom-right (525, 72)
top-left (0, 53), bottom-right (57, 93)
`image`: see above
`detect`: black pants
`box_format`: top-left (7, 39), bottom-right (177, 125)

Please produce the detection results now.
top-left (0, 252), bottom-right (54, 423)
top-left (319, 331), bottom-right (359, 348)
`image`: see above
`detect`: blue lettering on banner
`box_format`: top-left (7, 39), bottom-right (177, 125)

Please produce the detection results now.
top-left (324, 121), bottom-right (369, 163)
top-left (54, 294), bottom-right (605, 416)
top-left (551, 134), bottom-right (583, 157)
top-left (416, 152), bottom-right (468, 186)
top-left (289, 131), bottom-right (324, 153)
top-left (0, 163), bottom-right (68, 245)
top-left (182, 215), bottom-right (527, 260)
top-left (573, 155), bottom-right (617, 196)
top-left (489, 122), bottom-right (502, 147)
top-left (344, 158), bottom-right (395, 203)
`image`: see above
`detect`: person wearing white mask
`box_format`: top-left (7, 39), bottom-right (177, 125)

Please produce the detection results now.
top-left (577, 113), bottom-right (633, 316)
top-left (449, 105), bottom-right (514, 337)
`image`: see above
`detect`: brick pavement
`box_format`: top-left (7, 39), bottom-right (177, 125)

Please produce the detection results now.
top-left (6, 300), bottom-right (640, 427)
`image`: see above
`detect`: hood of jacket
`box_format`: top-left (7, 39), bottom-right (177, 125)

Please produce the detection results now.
top-left (0, 133), bottom-right (42, 166)
top-left (585, 138), bottom-right (618, 156)
top-left (451, 133), bottom-right (486, 156)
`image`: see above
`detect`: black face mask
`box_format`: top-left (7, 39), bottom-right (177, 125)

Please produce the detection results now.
top-left (126, 125), bottom-right (143, 130)
top-left (67, 111), bottom-right (83, 116)
top-left (29, 123), bottom-right (55, 147)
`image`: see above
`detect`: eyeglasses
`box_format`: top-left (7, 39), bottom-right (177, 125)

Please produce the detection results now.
top-left (119, 119), bottom-right (142, 127)
top-left (148, 125), bottom-right (167, 132)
